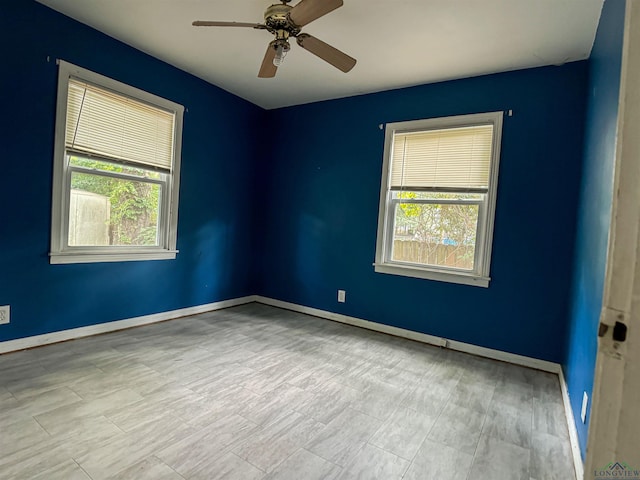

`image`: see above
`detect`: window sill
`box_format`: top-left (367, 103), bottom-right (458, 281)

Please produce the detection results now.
top-left (373, 263), bottom-right (490, 288)
top-left (50, 250), bottom-right (178, 265)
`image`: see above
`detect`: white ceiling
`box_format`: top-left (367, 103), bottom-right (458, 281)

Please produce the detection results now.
top-left (36, 0), bottom-right (604, 110)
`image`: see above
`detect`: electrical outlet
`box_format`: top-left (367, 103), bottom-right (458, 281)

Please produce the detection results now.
top-left (337, 290), bottom-right (346, 303)
top-left (0, 305), bottom-right (9, 325)
top-left (581, 391), bottom-right (588, 424)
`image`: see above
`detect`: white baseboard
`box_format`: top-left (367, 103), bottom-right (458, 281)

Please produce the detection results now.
top-left (559, 369), bottom-right (585, 480)
top-left (0, 295), bottom-right (257, 355)
top-left (2, 293), bottom-right (561, 374)
top-left (253, 296), bottom-right (561, 374)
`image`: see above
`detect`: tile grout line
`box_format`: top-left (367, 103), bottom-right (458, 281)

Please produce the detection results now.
top-left (73, 459), bottom-right (94, 480)
top-left (31, 415), bottom-right (54, 438)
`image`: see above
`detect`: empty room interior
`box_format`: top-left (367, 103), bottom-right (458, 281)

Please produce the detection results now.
top-left (1, 0), bottom-right (638, 479)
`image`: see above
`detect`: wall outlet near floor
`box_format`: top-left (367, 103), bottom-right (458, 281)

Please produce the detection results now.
top-left (0, 305), bottom-right (10, 325)
top-left (581, 391), bottom-right (588, 423)
top-left (337, 290), bottom-right (346, 303)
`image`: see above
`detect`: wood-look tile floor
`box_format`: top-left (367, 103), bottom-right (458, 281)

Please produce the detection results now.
top-left (0, 303), bottom-right (575, 480)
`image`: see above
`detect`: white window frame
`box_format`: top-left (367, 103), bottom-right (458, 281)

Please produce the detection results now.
top-left (50, 61), bottom-right (184, 264)
top-left (374, 111), bottom-right (503, 287)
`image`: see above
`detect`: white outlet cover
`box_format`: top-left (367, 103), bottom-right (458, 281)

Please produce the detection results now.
top-left (0, 305), bottom-right (9, 325)
top-left (338, 290), bottom-right (346, 303)
top-left (581, 391), bottom-right (588, 424)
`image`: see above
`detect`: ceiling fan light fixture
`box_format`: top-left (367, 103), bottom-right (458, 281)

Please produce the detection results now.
top-left (273, 44), bottom-right (285, 66)
top-left (272, 39), bottom-right (290, 67)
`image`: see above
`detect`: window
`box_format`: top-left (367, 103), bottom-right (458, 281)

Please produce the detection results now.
top-left (50, 61), bottom-right (184, 264)
top-left (374, 112), bottom-right (503, 287)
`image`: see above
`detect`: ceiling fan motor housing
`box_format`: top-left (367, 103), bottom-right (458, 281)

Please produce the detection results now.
top-left (264, 3), bottom-right (300, 36)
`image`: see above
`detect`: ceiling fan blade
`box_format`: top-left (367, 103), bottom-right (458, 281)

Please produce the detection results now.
top-left (289, 0), bottom-right (343, 27)
top-left (192, 21), bottom-right (263, 28)
top-left (296, 34), bottom-right (356, 72)
top-left (258, 43), bottom-right (278, 78)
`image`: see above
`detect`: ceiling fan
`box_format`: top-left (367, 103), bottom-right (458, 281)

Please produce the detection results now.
top-left (192, 0), bottom-right (356, 78)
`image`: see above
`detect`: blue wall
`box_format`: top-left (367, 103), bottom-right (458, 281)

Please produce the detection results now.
top-left (256, 63), bottom-right (589, 363)
top-left (564, 0), bottom-right (626, 459)
top-left (0, 1), bottom-right (263, 342)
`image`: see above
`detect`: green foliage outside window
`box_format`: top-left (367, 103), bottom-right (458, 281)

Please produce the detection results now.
top-left (396, 191), bottom-right (479, 246)
top-left (70, 157), bottom-right (161, 246)
top-left (393, 191), bottom-right (480, 269)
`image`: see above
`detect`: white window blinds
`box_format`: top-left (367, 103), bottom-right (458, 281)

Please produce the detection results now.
top-left (65, 79), bottom-right (176, 171)
top-left (390, 124), bottom-right (494, 192)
